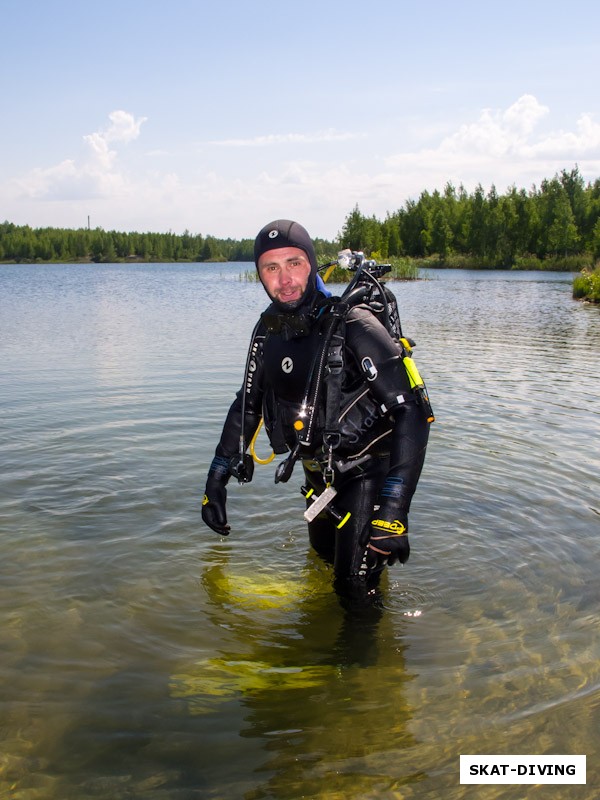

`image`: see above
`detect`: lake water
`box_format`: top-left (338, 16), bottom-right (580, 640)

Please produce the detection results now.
top-left (1, 262), bottom-right (599, 799)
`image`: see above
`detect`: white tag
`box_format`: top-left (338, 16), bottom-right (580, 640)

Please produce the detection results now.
top-left (303, 485), bottom-right (338, 522)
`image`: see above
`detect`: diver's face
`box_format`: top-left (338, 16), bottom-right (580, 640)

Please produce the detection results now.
top-left (257, 247), bottom-right (311, 306)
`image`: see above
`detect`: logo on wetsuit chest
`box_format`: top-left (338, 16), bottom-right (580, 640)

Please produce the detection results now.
top-left (281, 357), bottom-right (294, 374)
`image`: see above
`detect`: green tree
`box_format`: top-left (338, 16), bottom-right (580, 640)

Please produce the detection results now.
top-left (430, 206), bottom-right (452, 258)
top-left (201, 236), bottom-right (221, 261)
top-left (382, 215), bottom-right (402, 257)
top-left (547, 191), bottom-right (580, 255)
top-left (560, 166), bottom-right (586, 233)
top-left (591, 218), bottom-right (600, 259)
top-left (340, 205), bottom-right (367, 251)
top-left (424, 189), bottom-right (453, 258)
top-left (467, 184), bottom-right (486, 259)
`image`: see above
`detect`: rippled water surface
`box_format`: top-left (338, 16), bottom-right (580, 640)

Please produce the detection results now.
top-left (1, 263), bottom-right (599, 799)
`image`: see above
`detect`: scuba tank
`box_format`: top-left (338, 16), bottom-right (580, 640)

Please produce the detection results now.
top-left (337, 250), bottom-right (434, 422)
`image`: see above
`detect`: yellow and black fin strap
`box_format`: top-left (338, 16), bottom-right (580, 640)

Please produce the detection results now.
top-left (202, 494), bottom-right (209, 506)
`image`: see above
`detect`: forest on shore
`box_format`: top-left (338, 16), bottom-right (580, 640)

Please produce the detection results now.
top-left (1, 167), bottom-right (599, 271)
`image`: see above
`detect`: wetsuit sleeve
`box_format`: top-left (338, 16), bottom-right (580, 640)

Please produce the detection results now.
top-left (202, 326), bottom-right (266, 532)
top-left (346, 306), bottom-right (429, 515)
top-left (381, 401), bottom-right (429, 515)
top-left (359, 400), bottom-right (428, 567)
top-left (211, 330), bottom-right (266, 470)
top-left (214, 387), bottom-right (262, 461)
top-left (345, 306), bottom-right (413, 413)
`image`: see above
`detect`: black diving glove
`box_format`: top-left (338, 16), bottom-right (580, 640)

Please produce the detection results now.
top-left (362, 472), bottom-right (414, 568)
top-left (363, 510), bottom-right (410, 569)
top-left (201, 455), bottom-right (231, 536)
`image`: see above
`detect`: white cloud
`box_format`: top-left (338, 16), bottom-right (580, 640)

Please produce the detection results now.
top-left (502, 94), bottom-right (548, 138)
top-left (381, 95), bottom-right (600, 201)
top-left (82, 110), bottom-right (147, 170)
top-left (524, 113), bottom-right (600, 158)
top-left (206, 129), bottom-right (365, 147)
top-left (14, 110), bottom-right (147, 200)
top-left (387, 95), bottom-right (552, 165)
top-left (3, 96), bottom-right (599, 239)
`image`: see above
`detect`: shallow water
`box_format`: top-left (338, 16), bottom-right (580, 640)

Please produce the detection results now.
top-left (1, 263), bottom-right (599, 799)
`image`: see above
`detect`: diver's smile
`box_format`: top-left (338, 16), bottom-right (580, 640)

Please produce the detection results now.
top-left (257, 246), bottom-right (311, 306)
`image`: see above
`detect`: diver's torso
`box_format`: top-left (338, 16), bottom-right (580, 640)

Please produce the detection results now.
top-left (260, 311), bottom-right (394, 460)
top-left (262, 326), bottom-right (322, 403)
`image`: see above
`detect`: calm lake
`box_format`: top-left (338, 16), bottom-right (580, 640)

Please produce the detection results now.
top-left (1, 262), bottom-right (599, 799)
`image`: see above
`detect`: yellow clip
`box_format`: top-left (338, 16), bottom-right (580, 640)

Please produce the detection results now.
top-left (336, 512), bottom-right (351, 529)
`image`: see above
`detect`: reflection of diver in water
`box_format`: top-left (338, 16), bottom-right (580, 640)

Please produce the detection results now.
top-left (204, 549), bottom-right (385, 668)
top-left (170, 551), bottom-right (419, 798)
top-left (202, 219), bottom-right (432, 608)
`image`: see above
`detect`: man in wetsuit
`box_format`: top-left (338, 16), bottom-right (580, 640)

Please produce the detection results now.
top-left (202, 220), bottom-right (430, 605)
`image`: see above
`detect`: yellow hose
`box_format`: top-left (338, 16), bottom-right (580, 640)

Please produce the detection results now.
top-left (322, 263), bottom-right (337, 283)
top-left (249, 419), bottom-right (275, 464)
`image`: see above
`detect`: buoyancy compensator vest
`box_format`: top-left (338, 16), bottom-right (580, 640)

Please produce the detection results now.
top-left (235, 251), bottom-right (434, 485)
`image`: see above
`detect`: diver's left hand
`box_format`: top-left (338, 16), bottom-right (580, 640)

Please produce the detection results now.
top-left (202, 478), bottom-right (230, 535)
top-left (364, 514), bottom-right (409, 568)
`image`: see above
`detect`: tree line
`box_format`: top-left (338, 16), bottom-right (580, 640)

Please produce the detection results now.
top-left (0, 223), bottom-right (255, 264)
top-left (0, 220), bottom-right (339, 267)
top-left (1, 167), bottom-right (599, 269)
top-left (340, 167), bottom-right (600, 269)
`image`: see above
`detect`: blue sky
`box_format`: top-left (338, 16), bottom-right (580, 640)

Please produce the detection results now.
top-left (1, 0), bottom-right (599, 240)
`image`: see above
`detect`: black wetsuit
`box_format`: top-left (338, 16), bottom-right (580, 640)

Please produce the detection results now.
top-left (211, 288), bottom-right (430, 602)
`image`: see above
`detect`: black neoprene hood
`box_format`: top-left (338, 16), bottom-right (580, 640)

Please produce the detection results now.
top-left (253, 219), bottom-right (318, 274)
top-left (254, 219), bottom-right (319, 311)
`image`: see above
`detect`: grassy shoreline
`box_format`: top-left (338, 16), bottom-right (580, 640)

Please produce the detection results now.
top-left (5, 251), bottom-right (598, 301)
top-left (573, 267), bottom-right (600, 303)
top-left (1, 252), bottom-right (595, 272)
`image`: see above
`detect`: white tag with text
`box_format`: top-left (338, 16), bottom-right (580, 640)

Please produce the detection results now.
top-left (460, 755), bottom-right (586, 784)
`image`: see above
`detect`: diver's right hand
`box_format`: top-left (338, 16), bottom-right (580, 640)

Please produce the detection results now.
top-left (202, 477), bottom-right (230, 535)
